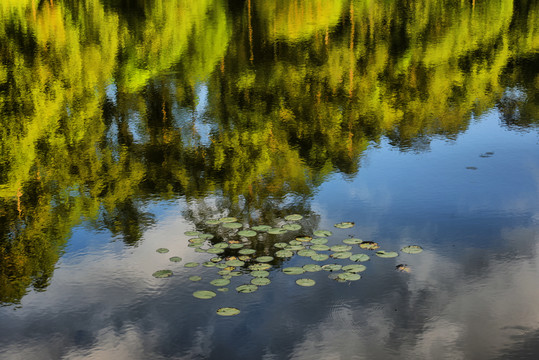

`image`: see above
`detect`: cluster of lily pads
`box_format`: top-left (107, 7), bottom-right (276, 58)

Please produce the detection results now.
top-left (152, 214), bottom-right (423, 316)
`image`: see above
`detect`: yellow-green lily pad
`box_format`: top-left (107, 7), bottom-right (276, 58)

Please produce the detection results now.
top-left (296, 278), bottom-right (316, 287)
top-left (152, 270), bottom-right (173, 278)
top-left (193, 290), bottom-right (216, 299)
top-left (401, 245), bottom-right (423, 254)
top-left (216, 307), bottom-right (240, 316)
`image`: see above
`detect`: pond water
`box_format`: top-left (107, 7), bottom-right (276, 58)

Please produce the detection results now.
top-left (1, 0), bottom-right (538, 359)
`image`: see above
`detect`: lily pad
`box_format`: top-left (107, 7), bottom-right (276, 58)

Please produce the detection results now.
top-left (311, 238), bottom-right (329, 245)
top-left (359, 241), bottom-right (379, 250)
top-left (376, 251), bottom-right (399, 258)
top-left (184, 262), bottom-right (199, 268)
top-left (311, 253), bottom-right (329, 261)
top-left (203, 261), bottom-right (216, 267)
top-left (218, 270), bottom-right (231, 276)
top-left (229, 271), bottom-right (242, 277)
top-left (205, 219), bottom-right (221, 225)
top-left (283, 267), bottom-right (305, 275)
top-left (256, 256), bottom-right (274, 263)
top-left (310, 244), bottom-right (330, 251)
top-left (156, 248), bottom-right (169, 254)
top-left (303, 264), bottom-right (322, 272)
top-left (296, 236), bottom-right (312, 242)
top-left (226, 259), bottom-right (245, 267)
top-left (322, 264), bottom-right (342, 272)
top-left (396, 264), bottom-right (411, 273)
top-left (217, 307), bottom-right (240, 316)
top-left (189, 275), bottom-right (202, 281)
top-left (215, 263), bottom-right (228, 269)
top-left (285, 214), bottom-right (303, 221)
top-left (194, 248), bottom-right (207, 253)
top-left (313, 230), bottom-right (333, 237)
top-left (219, 217), bottom-right (238, 223)
top-left (289, 240), bottom-right (302, 246)
top-left (210, 257), bottom-right (223, 263)
top-left (238, 248), bottom-right (256, 255)
top-left (184, 231), bottom-right (200, 236)
top-left (152, 270), bottom-right (173, 278)
top-left (337, 272), bottom-right (361, 281)
top-left (210, 278), bottom-right (231, 287)
top-left (274, 242), bottom-right (288, 249)
top-left (214, 242), bottom-right (229, 249)
top-left (296, 278), bottom-right (316, 287)
top-left (223, 222), bottom-right (242, 229)
top-left (250, 270), bottom-right (270, 278)
top-left (193, 290), bottom-right (216, 299)
top-left (334, 222), bottom-right (355, 229)
top-left (217, 288), bottom-right (229, 292)
top-left (188, 238), bottom-right (205, 245)
top-left (238, 255), bottom-right (251, 261)
top-left (297, 249), bottom-right (317, 257)
top-left (236, 284), bottom-right (258, 293)
top-left (401, 245), bottom-right (423, 254)
top-left (252, 225), bottom-right (272, 232)
top-left (199, 234), bottom-right (214, 240)
top-left (342, 264), bottom-right (366, 273)
top-left (331, 245), bottom-right (352, 252)
top-left (275, 250), bottom-right (294, 258)
top-left (283, 224), bottom-right (302, 231)
top-left (229, 243), bottom-right (244, 249)
top-left (349, 253), bottom-right (370, 262)
top-left (249, 263), bottom-right (271, 271)
top-left (169, 256), bottom-right (182, 262)
top-left (343, 238), bottom-right (363, 245)
top-left (238, 230), bottom-right (257, 237)
top-left (285, 245), bottom-right (305, 251)
top-left (268, 228), bottom-right (287, 235)
top-left (251, 277), bottom-right (271, 286)
top-left (207, 248), bottom-right (225, 254)
top-left (331, 251), bottom-right (352, 259)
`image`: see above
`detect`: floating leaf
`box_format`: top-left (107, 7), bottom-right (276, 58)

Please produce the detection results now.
top-left (334, 222), bottom-right (355, 229)
top-left (152, 270), bottom-right (173, 278)
top-left (297, 249), bottom-right (317, 257)
top-left (296, 278), bottom-right (316, 287)
top-left (322, 264), bottom-right (342, 272)
top-left (251, 277), bottom-right (271, 286)
top-left (238, 249), bottom-right (256, 255)
top-left (401, 245), bottom-right (423, 254)
top-left (207, 248), bottom-right (225, 254)
top-left (331, 245), bottom-right (352, 252)
top-left (217, 307), bottom-right (240, 316)
top-left (376, 251), bottom-right (399, 258)
top-left (285, 245), bottom-right (305, 251)
top-left (238, 255), bottom-right (251, 261)
top-left (285, 214), bottom-right (303, 221)
top-left (205, 219), bottom-right (221, 225)
top-left (343, 238), bottom-right (363, 245)
top-left (229, 243), bottom-right (244, 249)
top-left (274, 242), bottom-right (288, 249)
top-left (215, 263), bottom-right (228, 269)
top-left (289, 240), bottom-right (302, 246)
top-left (313, 230), bottom-right (332, 237)
top-left (236, 284), bottom-right (258, 293)
top-left (210, 278), bottom-right (231, 287)
top-left (310, 244), bottom-right (330, 251)
top-left (184, 231), bottom-right (200, 236)
top-left (194, 248), bottom-right (206, 253)
top-left (342, 264), bottom-right (366, 273)
top-left (238, 230), bottom-right (257, 237)
top-left (217, 288), bottom-right (229, 292)
top-left (229, 271), bottom-right (242, 277)
top-left (184, 262), bottom-right (199, 268)
top-left (311, 238), bottom-right (329, 245)
top-left (396, 264), bottom-right (411, 273)
top-left (224, 266), bottom-right (235, 271)
top-left (331, 251), bottom-right (352, 259)
top-left (249, 263), bottom-right (271, 271)
top-left (218, 270), bottom-right (231, 276)
top-left (275, 250), bottom-right (294, 258)
top-left (283, 267), bottom-right (305, 275)
top-left (283, 224), bottom-right (302, 231)
top-left (311, 253), bottom-right (329, 261)
top-left (359, 241), bottom-right (379, 250)
top-left (303, 264), bottom-right (322, 272)
top-left (268, 228), bottom-right (287, 235)
top-left (226, 259), bottom-right (245, 267)
top-left (210, 257), bottom-right (223, 263)
top-left (220, 217), bottom-right (238, 223)
top-left (349, 254), bottom-right (370, 262)
top-left (199, 234), bottom-right (214, 240)
top-left (193, 290), bottom-right (216, 299)
top-left (252, 225), bottom-right (272, 232)
top-left (256, 256), bottom-right (274, 263)
top-left (169, 256), bottom-right (182, 262)
top-left (337, 273), bottom-right (361, 281)
top-left (250, 270), bottom-right (270, 278)
top-left (188, 238), bottom-right (205, 245)
top-left (189, 275), bottom-right (202, 281)
top-left (214, 242), bottom-right (229, 249)
top-left (156, 248), bottom-right (169, 254)
top-left (203, 261), bottom-right (216, 267)
top-left (223, 222), bottom-right (242, 229)
top-left (296, 236), bottom-right (312, 242)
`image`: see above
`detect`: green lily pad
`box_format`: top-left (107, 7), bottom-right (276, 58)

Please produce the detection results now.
top-left (252, 225), bottom-right (272, 232)
top-left (205, 219), bottom-right (220, 225)
top-left (184, 262), bottom-right (199, 268)
top-left (169, 256), bottom-right (182, 262)
top-left (303, 264), bottom-right (323, 272)
top-left (210, 257), bottom-right (223, 263)
top-left (184, 231), bottom-right (200, 236)
top-left (334, 222), bottom-right (355, 229)
top-left (189, 275), bottom-right (202, 281)
top-left (214, 242), bottom-right (229, 249)
top-left (331, 245), bottom-right (352, 252)
top-left (223, 222), bottom-right (242, 229)
top-left (289, 240), bottom-right (302, 246)
top-left (215, 263), bottom-right (228, 269)
top-left (359, 241), bottom-right (379, 250)
top-left (207, 248), bottom-right (225, 254)
top-left (216, 307), bottom-right (240, 316)
top-left (229, 271), bottom-right (242, 277)
top-left (322, 264), bottom-right (342, 272)
top-left (296, 278), bottom-right (316, 287)
top-left (342, 264), bottom-right (366, 273)
top-left (217, 288), bottom-right (229, 292)
top-left (311, 238), bottom-right (329, 245)
top-left (349, 253), bottom-right (370, 262)
top-left (313, 230), bottom-right (333, 237)
top-left (268, 228), bottom-right (288, 235)
top-left (283, 267), bottom-right (305, 275)
top-left (331, 251), bottom-right (352, 259)
top-left (250, 270), bottom-right (270, 278)
top-left (256, 256), bottom-right (274, 263)
top-left (238, 255), bottom-right (251, 261)
top-left (188, 238), bottom-right (205, 245)
top-left (152, 270), bottom-right (173, 278)
top-left (238, 248), bottom-right (256, 255)
top-left (285, 214), bottom-right (303, 221)
top-left (343, 238), bottom-right (363, 245)
top-left (311, 253), bottom-right (329, 261)
top-left (194, 248), bottom-right (207, 253)
top-left (275, 250), bottom-right (294, 258)
top-left (199, 234), bottom-right (214, 240)
top-left (220, 217), bottom-right (238, 223)
top-left (226, 259), bottom-right (245, 267)
top-left (229, 243), bottom-right (244, 249)
top-left (238, 230), bottom-right (257, 237)
top-left (203, 261), bottom-right (216, 267)
top-left (236, 284), bottom-right (258, 293)
top-left (310, 244), bottom-right (330, 251)
top-left (297, 249), bottom-right (317, 257)
top-left (274, 242), bottom-right (288, 249)
top-left (210, 278), bottom-right (231, 287)
top-left (193, 290), bottom-right (216, 299)
top-left (249, 263), bottom-right (271, 271)
top-left (285, 245), bottom-right (305, 251)
top-left (283, 224), bottom-right (302, 231)
top-left (156, 248), bottom-right (169, 254)
top-left (251, 277), bottom-right (271, 286)
top-left (221, 275), bottom-right (232, 280)
top-left (401, 245), bottom-right (423, 254)
top-left (218, 270), bottom-right (231, 276)
top-left (337, 272), bottom-right (361, 281)
top-left (376, 251), bottom-right (399, 258)
top-left (296, 236), bottom-right (312, 242)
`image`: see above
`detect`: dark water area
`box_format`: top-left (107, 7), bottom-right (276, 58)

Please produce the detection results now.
top-left (0, 0), bottom-right (538, 359)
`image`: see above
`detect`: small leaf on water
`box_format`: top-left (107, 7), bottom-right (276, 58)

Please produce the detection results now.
top-left (205, 219), bottom-right (220, 225)
top-left (193, 290), bottom-right (216, 299)
top-left (222, 222), bottom-right (242, 229)
top-left (199, 234), bottom-right (214, 240)
top-left (217, 307), bottom-right (240, 316)
top-left (283, 267), bottom-right (305, 275)
top-left (256, 256), bottom-right (274, 263)
top-left (396, 264), bottom-right (411, 273)
top-left (311, 238), bottom-right (329, 245)
top-left (250, 270), bottom-right (270, 278)
top-left (238, 249), bottom-right (256, 255)
top-left (169, 256), bottom-right (182, 262)
top-left (334, 222), bottom-right (355, 229)
top-left (337, 272), bottom-right (361, 281)
top-left (236, 284), bottom-right (258, 293)
top-left (376, 251), bottom-right (399, 258)
top-left (313, 230), bottom-right (332, 237)
top-left (226, 259), bottom-right (245, 267)
top-left (295, 236), bottom-right (312, 242)
top-left (275, 250), bottom-right (294, 258)
top-left (296, 278), bottom-right (316, 287)
top-left (152, 270), bottom-right (173, 278)
top-left (274, 242), bottom-right (288, 249)
top-left (251, 277), bottom-right (271, 286)
top-left (311, 253), bottom-right (329, 261)
top-left (283, 224), bottom-right (302, 231)
top-left (330, 251), bottom-right (352, 259)
top-left (203, 261), bottom-right (216, 267)
top-left (349, 254), bottom-right (370, 262)
top-left (210, 278), bottom-right (231, 287)
top-left (219, 217), bottom-right (238, 223)
top-left (217, 288), bottom-right (229, 292)
top-left (310, 244), bottom-right (330, 251)
top-left (238, 230), bottom-right (257, 237)
top-left (207, 248), bottom-right (225, 254)
top-left (229, 243), bottom-right (244, 249)
top-left (401, 245), bottom-right (423, 254)
top-left (251, 225), bottom-right (272, 232)
top-left (189, 275), bottom-right (202, 281)
top-left (342, 264), bottom-right (366, 273)
top-left (184, 231), bottom-right (200, 236)
top-left (214, 242), bottom-right (229, 249)
top-left (268, 228), bottom-right (288, 235)
top-left (184, 262), bottom-right (199, 268)
top-left (359, 241), bottom-right (379, 250)
top-left (285, 214), bottom-right (303, 221)
top-left (343, 238), bottom-right (363, 245)
top-left (156, 248), bottom-right (169, 254)
top-left (322, 264), bottom-right (342, 272)
top-left (249, 263), bottom-right (271, 271)
top-left (303, 264), bottom-right (322, 272)
top-left (331, 245), bottom-right (352, 252)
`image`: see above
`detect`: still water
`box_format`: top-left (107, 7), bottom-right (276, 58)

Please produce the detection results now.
top-left (1, 0), bottom-right (538, 359)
